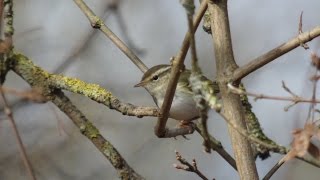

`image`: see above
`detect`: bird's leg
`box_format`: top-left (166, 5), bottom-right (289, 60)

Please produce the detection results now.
top-left (177, 120), bottom-right (195, 133)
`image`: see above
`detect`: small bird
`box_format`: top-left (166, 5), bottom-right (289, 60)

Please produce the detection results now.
top-left (134, 64), bottom-right (199, 123)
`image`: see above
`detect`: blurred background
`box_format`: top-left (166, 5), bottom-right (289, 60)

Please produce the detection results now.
top-left (1, 0), bottom-right (320, 179)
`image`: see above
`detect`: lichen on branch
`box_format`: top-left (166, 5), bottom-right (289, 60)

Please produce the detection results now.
top-left (10, 52), bottom-right (159, 118)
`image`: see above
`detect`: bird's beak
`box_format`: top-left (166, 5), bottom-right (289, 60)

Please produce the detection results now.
top-left (134, 81), bottom-right (145, 87)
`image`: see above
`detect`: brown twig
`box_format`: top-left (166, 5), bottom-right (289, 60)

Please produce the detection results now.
top-left (173, 151), bottom-right (210, 180)
top-left (0, 87), bottom-right (36, 180)
top-left (262, 160), bottom-right (285, 180)
top-left (307, 70), bottom-right (318, 122)
top-left (233, 26), bottom-right (320, 81)
top-left (228, 83), bottom-right (320, 104)
top-left (155, 0), bottom-right (208, 137)
top-left (73, 0), bottom-right (148, 73)
top-left (111, 1), bottom-right (144, 55)
top-left (1, 86), bottom-right (46, 103)
top-left (298, 11), bottom-right (309, 50)
top-left (183, 0), bottom-right (211, 153)
top-left (195, 124), bottom-right (238, 171)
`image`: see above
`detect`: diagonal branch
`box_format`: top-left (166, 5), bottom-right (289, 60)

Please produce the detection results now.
top-left (73, 0), bottom-right (148, 73)
top-left (0, 87), bottom-right (36, 180)
top-left (195, 124), bottom-right (237, 171)
top-left (233, 26), bottom-right (320, 81)
top-left (7, 52), bottom-right (145, 179)
top-left (51, 89), bottom-right (144, 179)
top-left (155, 0), bottom-right (208, 137)
top-left (262, 160), bottom-right (285, 180)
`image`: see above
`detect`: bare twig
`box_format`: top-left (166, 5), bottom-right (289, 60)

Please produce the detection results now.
top-left (307, 70), bottom-right (318, 122)
top-left (298, 12), bottom-right (309, 50)
top-left (173, 151), bottom-right (210, 180)
top-left (51, 90), bottom-right (144, 179)
top-left (182, 0), bottom-right (211, 153)
top-left (228, 83), bottom-right (320, 104)
top-left (195, 124), bottom-right (238, 171)
top-left (1, 86), bottom-right (46, 103)
top-left (155, 0), bottom-right (208, 137)
top-left (262, 160), bottom-right (285, 180)
top-left (233, 26), bottom-right (320, 81)
top-left (111, 1), bottom-right (144, 55)
top-left (0, 87), bottom-right (36, 180)
top-left (73, 0), bottom-right (148, 73)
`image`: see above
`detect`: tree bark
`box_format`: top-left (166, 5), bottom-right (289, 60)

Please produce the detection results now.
top-left (208, 0), bottom-right (259, 179)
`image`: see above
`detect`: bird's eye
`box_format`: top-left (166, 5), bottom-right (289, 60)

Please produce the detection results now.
top-left (152, 75), bottom-right (159, 80)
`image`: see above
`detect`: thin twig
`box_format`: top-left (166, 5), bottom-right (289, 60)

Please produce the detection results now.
top-left (73, 0), bottom-right (148, 73)
top-left (0, 86), bottom-right (46, 103)
top-left (282, 81), bottom-right (298, 97)
top-left (298, 11), bottom-right (309, 49)
top-left (155, 0), bottom-right (208, 137)
top-left (226, 84), bottom-right (320, 168)
top-left (262, 160), bottom-right (285, 180)
top-left (0, 87), bottom-right (36, 180)
top-left (174, 151), bottom-right (210, 180)
top-left (228, 83), bottom-right (320, 104)
top-left (111, 1), bottom-right (144, 55)
top-left (233, 26), bottom-right (320, 81)
top-left (182, 0), bottom-right (211, 153)
top-left (195, 124), bottom-right (238, 171)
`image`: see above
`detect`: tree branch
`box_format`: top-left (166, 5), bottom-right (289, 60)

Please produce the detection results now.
top-left (262, 160), bottom-right (284, 180)
top-left (10, 53), bottom-right (159, 118)
top-left (73, 0), bottom-right (148, 73)
top-left (233, 26), bottom-right (320, 81)
top-left (208, 0), bottom-right (259, 179)
top-left (174, 151), bottom-right (210, 180)
top-left (228, 83), bottom-right (320, 104)
top-left (51, 89), bottom-right (144, 179)
top-left (155, 0), bottom-right (208, 137)
top-left (0, 87), bottom-right (37, 180)
top-left (195, 124), bottom-right (237, 171)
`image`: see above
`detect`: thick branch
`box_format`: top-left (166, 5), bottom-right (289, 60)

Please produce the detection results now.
top-left (73, 0), bottom-right (148, 73)
top-left (208, 0), bottom-right (258, 179)
top-left (155, 0), bottom-right (208, 137)
top-left (10, 53), bottom-right (159, 118)
top-left (233, 26), bottom-right (320, 81)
